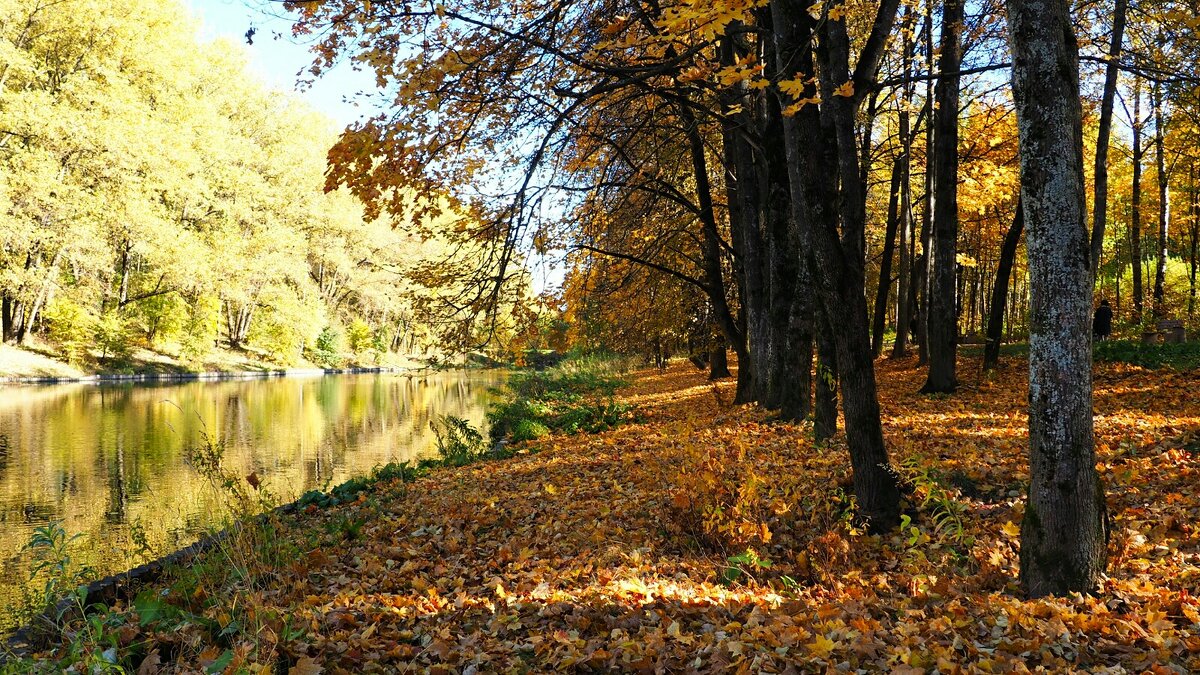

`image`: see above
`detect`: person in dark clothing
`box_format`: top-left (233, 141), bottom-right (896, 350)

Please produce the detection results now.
top-left (1092, 300), bottom-right (1113, 340)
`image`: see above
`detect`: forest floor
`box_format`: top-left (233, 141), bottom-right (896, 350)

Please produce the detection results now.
top-left (0, 341), bottom-right (427, 380)
top-left (11, 353), bottom-right (1200, 673)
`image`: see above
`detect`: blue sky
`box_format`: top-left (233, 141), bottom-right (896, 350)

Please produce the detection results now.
top-left (186, 0), bottom-right (377, 126)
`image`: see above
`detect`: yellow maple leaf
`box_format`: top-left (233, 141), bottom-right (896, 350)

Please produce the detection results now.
top-left (1001, 521), bottom-right (1021, 538)
top-left (807, 634), bottom-right (837, 658)
top-left (833, 81), bottom-right (854, 97)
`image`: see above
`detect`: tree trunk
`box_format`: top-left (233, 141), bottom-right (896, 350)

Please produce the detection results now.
top-left (719, 31), bottom-right (770, 405)
top-left (1189, 164), bottom-right (1198, 320)
top-left (760, 33), bottom-right (802, 410)
top-left (814, 302), bottom-right (838, 440)
top-left (770, 0), bottom-right (901, 530)
top-left (678, 102), bottom-right (751, 399)
top-left (916, 0), bottom-right (934, 367)
top-left (1152, 81), bottom-right (1169, 318)
top-left (1006, 0), bottom-right (1107, 597)
top-left (983, 199), bottom-right (1024, 372)
top-left (921, 0), bottom-right (963, 394)
top-left (891, 7), bottom-right (917, 358)
top-left (1088, 0), bottom-right (1127, 276)
top-left (813, 3), bottom-right (901, 529)
top-left (872, 155), bottom-right (903, 356)
top-left (1131, 75), bottom-right (1144, 322)
top-left (1, 294), bottom-right (14, 344)
top-left (709, 341), bottom-right (731, 380)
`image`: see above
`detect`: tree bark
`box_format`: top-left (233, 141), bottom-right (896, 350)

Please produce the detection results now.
top-left (916, 0), bottom-right (934, 367)
top-left (1088, 0), bottom-right (1127, 277)
top-left (1131, 76), bottom-right (1144, 322)
top-left (770, 0), bottom-right (901, 529)
top-left (709, 340), bottom-right (731, 380)
top-left (678, 102), bottom-right (752, 399)
top-left (891, 6), bottom-right (917, 359)
top-left (1152, 81), bottom-right (1169, 318)
top-left (872, 155), bottom-right (903, 357)
top-left (921, 0), bottom-right (963, 394)
top-left (812, 301), bottom-right (838, 440)
top-left (760, 28), bottom-right (802, 410)
top-left (1189, 164), bottom-right (1198, 320)
top-left (1006, 0), bottom-right (1107, 597)
top-left (983, 199), bottom-right (1024, 372)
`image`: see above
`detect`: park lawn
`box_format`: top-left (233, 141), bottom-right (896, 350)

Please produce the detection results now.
top-left (14, 355), bottom-right (1200, 673)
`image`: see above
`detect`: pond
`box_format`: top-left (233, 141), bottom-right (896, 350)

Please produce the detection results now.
top-left (0, 370), bottom-right (503, 628)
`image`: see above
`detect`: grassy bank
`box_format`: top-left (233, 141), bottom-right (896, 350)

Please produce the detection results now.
top-left (6, 354), bottom-right (1200, 671)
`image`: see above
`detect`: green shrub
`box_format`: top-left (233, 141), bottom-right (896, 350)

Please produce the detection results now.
top-left (311, 326), bottom-right (342, 367)
top-left (511, 418), bottom-right (551, 442)
top-left (432, 414), bottom-right (487, 465)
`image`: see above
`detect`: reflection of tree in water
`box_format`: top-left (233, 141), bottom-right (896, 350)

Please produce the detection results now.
top-left (0, 372), bottom-right (502, 618)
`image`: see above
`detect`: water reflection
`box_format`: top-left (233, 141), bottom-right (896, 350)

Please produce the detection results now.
top-left (0, 371), bottom-right (501, 622)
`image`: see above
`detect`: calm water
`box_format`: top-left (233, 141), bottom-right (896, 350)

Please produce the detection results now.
top-left (0, 370), bottom-right (502, 623)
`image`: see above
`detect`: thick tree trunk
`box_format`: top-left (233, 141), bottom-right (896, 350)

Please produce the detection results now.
top-left (719, 31), bottom-right (772, 406)
top-left (983, 199), bottom-right (1024, 372)
top-left (921, 0), bottom-right (963, 393)
top-left (814, 302), bottom-right (838, 440)
top-left (1152, 82), bottom-right (1169, 318)
top-left (1131, 76), bottom-right (1144, 322)
top-left (1089, 0), bottom-right (1127, 276)
top-left (709, 341), bottom-right (731, 380)
top-left (778, 283), bottom-right (814, 421)
top-left (760, 41), bottom-right (801, 410)
top-left (872, 155), bottom-right (903, 356)
top-left (771, 0), bottom-right (901, 529)
top-left (1006, 0), bottom-right (1107, 597)
top-left (762, 12), bottom-right (816, 421)
top-left (813, 4), bottom-right (901, 529)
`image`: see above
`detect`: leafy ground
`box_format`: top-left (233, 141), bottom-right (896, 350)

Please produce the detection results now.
top-left (10, 353), bottom-right (1200, 673)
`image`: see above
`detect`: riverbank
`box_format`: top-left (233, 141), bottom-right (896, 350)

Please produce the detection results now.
top-left (0, 342), bottom-right (434, 383)
top-left (8, 356), bottom-right (1200, 671)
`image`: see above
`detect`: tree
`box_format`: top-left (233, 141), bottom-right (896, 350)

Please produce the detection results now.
top-left (921, 0), bottom-right (963, 394)
top-left (1006, 0), bottom-right (1107, 596)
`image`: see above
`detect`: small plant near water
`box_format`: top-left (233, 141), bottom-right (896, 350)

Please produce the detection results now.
top-left (431, 414), bottom-right (488, 465)
top-left (1, 521), bottom-right (95, 638)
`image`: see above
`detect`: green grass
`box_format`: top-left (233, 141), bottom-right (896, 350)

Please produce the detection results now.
top-left (960, 339), bottom-right (1200, 370)
top-left (1092, 340), bottom-right (1200, 370)
top-left (487, 355), bottom-right (635, 443)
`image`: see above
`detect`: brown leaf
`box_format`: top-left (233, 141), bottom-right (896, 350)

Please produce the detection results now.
top-left (288, 656), bottom-right (323, 675)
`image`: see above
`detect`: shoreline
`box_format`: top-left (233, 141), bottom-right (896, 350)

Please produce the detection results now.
top-left (1, 499), bottom-right (307, 662)
top-left (0, 365), bottom-right (425, 386)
